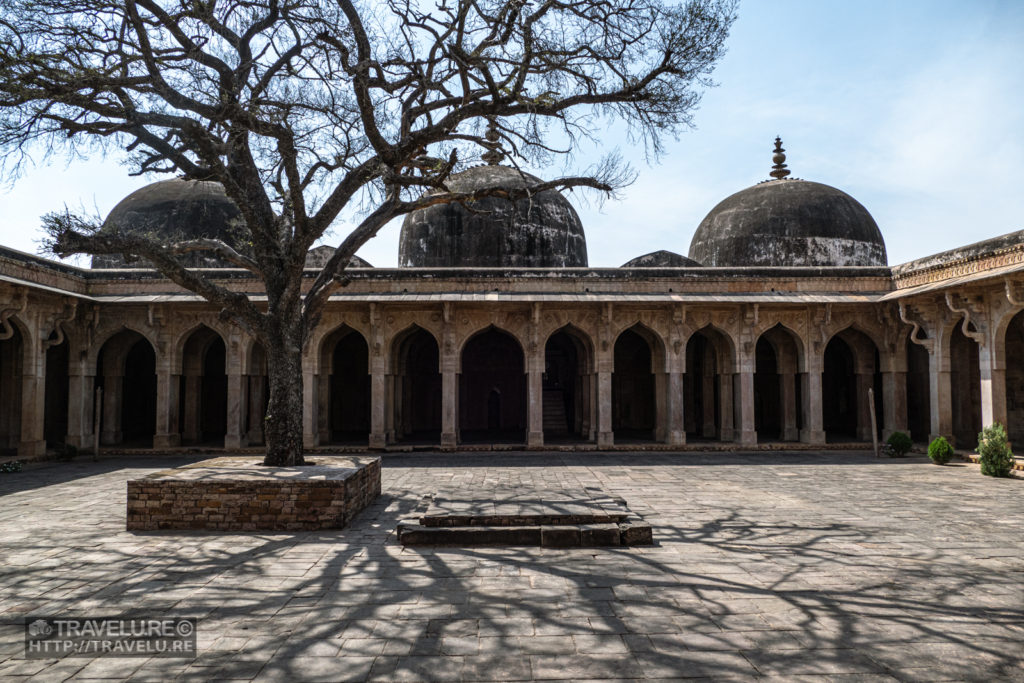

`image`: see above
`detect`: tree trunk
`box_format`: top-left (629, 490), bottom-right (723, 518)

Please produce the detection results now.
top-left (262, 324), bottom-right (306, 466)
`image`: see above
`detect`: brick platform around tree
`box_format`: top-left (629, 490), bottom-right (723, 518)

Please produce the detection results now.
top-left (125, 456), bottom-right (380, 531)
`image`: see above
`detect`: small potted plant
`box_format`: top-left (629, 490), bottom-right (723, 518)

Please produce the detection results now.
top-left (928, 436), bottom-right (953, 465)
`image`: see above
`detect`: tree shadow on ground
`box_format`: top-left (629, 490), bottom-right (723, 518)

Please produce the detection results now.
top-left (0, 454), bottom-right (1021, 681)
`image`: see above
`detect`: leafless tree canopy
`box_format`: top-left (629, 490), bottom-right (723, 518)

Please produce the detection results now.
top-left (0, 0), bottom-right (735, 464)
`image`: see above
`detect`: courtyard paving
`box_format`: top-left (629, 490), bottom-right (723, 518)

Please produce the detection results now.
top-left (0, 451), bottom-right (1022, 682)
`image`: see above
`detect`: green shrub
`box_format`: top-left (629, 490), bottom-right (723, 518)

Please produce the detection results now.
top-left (0, 460), bottom-right (22, 473)
top-left (886, 431), bottom-right (913, 457)
top-left (978, 423), bottom-right (1014, 478)
top-left (928, 436), bottom-right (953, 465)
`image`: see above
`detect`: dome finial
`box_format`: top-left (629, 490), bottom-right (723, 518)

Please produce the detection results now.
top-left (770, 136), bottom-right (790, 180)
top-left (480, 117), bottom-right (505, 165)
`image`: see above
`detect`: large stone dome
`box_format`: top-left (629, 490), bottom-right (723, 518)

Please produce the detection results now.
top-left (93, 179), bottom-right (243, 268)
top-left (688, 140), bottom-right (886, 267)
top-left (399, 165), bottom-right (588, 267)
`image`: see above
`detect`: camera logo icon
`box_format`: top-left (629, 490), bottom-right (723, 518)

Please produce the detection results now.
top-left (28, 620), bottom-right (53, 637)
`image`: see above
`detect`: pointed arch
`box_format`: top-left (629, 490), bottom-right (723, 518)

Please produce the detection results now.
top-left (612, 323), bottom-right (662, 442)
top-left (459, 325), bottom-right (526, 443)
top-left (96, 329), bottom-right (157, 446)
top-left (684, 325), bottom-right (736, 442)
top-left (754, 324), bottom-right (803, 442)
top-left (178, 324), bottom-right (227, 445)
top-left (390, 324), bottom-right (441, 444)
top-left (0, 315), bottom-right (26, 453)
top-left (318, 324), bottom-right (370, 444)
top-left (543, 324), bottom-right (596, 442)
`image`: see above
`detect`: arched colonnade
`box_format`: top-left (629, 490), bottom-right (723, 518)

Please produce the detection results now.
top-left (2, 296), bottom-right (1023, 456)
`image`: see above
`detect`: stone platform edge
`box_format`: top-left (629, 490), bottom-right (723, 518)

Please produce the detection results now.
top-left (126, 456), bottom-right (381, 531)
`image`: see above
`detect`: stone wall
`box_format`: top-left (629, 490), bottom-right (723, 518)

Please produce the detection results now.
top-left (126, 456), bottom-right (380, 531)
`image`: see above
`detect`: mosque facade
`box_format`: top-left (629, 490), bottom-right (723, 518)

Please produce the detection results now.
top-left (1, 140), bottom-right (1023, 459)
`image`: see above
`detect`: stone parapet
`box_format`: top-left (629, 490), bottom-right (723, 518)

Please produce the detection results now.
top-left (126, 455), bottom-right (380, 531)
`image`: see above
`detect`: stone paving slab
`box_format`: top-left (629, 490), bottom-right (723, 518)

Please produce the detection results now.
top-left (0, 451), bottom-right (1022, 681)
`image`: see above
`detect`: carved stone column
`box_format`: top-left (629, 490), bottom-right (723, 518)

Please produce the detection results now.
top-left (101, 372), bottom-right (123, 445)
top-left (223, 336), bottom-right (244, 449)
top-left (369, 358), bottom-right (387, 449)
top-left (800, 353), bottom-right (826, 445)
top-left (153, 356), bottom-right (180, 449)
top-left (18, 314), bottom-right (46, 458)
top-left (855, 371), bottom-right (874, 441)
top-left (302, 363), bottom-right (319, 449)
top-left (780, 372), bottom-right (799, 441)
top-left (247, 374), bottom-right (265, 444)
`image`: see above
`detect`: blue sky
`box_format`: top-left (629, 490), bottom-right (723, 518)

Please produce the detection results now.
top-left (1, 0), bottom-right (1022, 267)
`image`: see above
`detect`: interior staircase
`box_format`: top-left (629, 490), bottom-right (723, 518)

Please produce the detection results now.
top-left (543, 389), bottom-right (568, 436)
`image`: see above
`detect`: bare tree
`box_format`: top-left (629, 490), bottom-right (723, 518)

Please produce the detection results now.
top-left (0, 0), bottom-right (735, 465)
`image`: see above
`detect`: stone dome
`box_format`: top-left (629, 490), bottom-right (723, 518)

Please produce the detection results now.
top-left (399, 165), bottom-right (588, 267)
top-left (93, 179), bottom-right (243, 268)
top-left (688, 139), bottom-right (886, 267)
top-left (622, 250), bottom-right (701, 267)
top-left (688, 178), bottom-right (887, 267)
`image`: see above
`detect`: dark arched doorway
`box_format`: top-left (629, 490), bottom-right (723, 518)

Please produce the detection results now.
top-left (613, 327), bottom-right (655, 441)
top-left (44, 334), bottom-right (69, 447)
top-left (754, 326), bottom-right (801, 442)
top-left (179, 326), bottom-right (227, 446)
top-left (905, 335), bottom-right (931, 443)
top-left (460, 328), bottom-right (525, 443)
top-left (393, 327), bottom-right (442, 444)
top-left (684, 327), bottom-right (733, 441)
top-left (98, 330), bottom-right (156, 446)
top-left (324, 327), bottom-right (370, 444)
top-left (246, 343), bottom-right (269, 446)
top-left (1005, 309), bottom-right (1024, 443)
top-left (0, 321), bottom-right (23, 454)
top-left (950, 323), bottom-right (981, 447)
top-left (823, 337), bottom-right (857, 441)
top-left (544, 328), bottom-right (591, 442)
top-left (824, 329), bottom-right (882, 443)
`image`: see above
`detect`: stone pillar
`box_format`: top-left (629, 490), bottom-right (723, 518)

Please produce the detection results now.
top-left (780, 372), bottom-right (799, 441)
top-left (224, 342), bottom-right (244, 449)
top-left (653, 371), bottom-right (668, 443)
top-left (580, 373), bottom-right (593, 441)
top-left (718, 372), bottom-right (734, 442)
top-left (734, 371), bottom-right (756, 446)
top-left (66, 361), bottom-right (95, 450)
top-left (701, 366), bottom-right (716, 438)
top-left (800, 364), bottom-right (826, 444)
top-left (666, 371), bottom-right (685, 446)
top-left (18, 322), bottom-right (46, 458)
top-left (527, 364), bottom-right (544, 447)
top-left (855, 372), bottom-right (874, 441)
top-left (182, 374), bottom-right (202, 442)
top-left (596, 355), bottom-right (613, 448)
top-left (247, 374), bottom-right (265, 444)
top-left (302, 366), bottom-right (319, 449)
top-left (928, 348), bottom-right (953, 444)
top-left (369, 359), bottom-right (387, 448)
top-left (441, 352), bottom-right (458, 448)
top-left (101, 373), bottom-right (123, 445)
top-left (389, 374), bottom-right (401, 442)
top-left (881, 370), bottom-right (908, 440)
top-left (317, 367), bottom-right (330, 444)
top-left (153, 360), bottom-right (180, 449)
top-left (978, 338), bottom-right (1007, 430)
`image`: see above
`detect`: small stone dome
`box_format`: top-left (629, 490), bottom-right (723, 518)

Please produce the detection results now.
top-left (622, 250), bottom-right (701, 267)
top-left (688, 139), bottom-right (886, 267)
top-left (399, 165), bottom-right (588, 267)
top-left (93, 179), bottom-right (243, 268)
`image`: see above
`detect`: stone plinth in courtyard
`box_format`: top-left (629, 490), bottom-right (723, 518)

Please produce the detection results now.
top-left (126, 456), bottom-right (380, 531)
top-left (399, 485), bottom-right (653, 546)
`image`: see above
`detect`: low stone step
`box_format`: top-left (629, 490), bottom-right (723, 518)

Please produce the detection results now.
top-left (419, 511), bottom-right (629, 527)
top-left (398, 519), bottom-right (652, 547)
